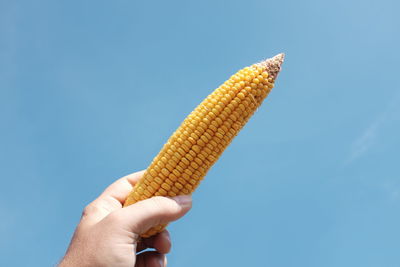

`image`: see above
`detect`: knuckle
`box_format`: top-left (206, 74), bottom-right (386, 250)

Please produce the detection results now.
top-left (82, 202), bottom-right (98, 218)
top-left (81, 198), bottom-right (121, 219)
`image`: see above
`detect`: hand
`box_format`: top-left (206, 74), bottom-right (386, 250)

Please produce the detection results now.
top-left (59, 170), bottom-right (192, 267)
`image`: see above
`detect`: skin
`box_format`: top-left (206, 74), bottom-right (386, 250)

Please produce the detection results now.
top-left (59, 170), bottom-right (192, 267)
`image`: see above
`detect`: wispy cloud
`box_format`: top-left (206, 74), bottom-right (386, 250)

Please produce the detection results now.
top-left (346, 115), bottom-right (382, 163)
top-left (345, 92), bottom-right (400, 164)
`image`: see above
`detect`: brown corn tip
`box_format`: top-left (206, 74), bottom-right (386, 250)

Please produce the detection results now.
top-left (256, 53), bottom-right (285, 80)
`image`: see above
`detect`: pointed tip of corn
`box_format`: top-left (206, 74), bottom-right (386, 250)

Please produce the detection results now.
top-left (256, 53), bottom-right (285, 80)
top-left (272, 53), bottom-right (285, 66)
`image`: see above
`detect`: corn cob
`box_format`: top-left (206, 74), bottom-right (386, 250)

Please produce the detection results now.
top-left (124, 53), bottom-right (284, 237)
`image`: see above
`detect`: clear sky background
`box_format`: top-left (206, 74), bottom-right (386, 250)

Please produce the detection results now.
top-left (1, 0), bottom-right (400, 266)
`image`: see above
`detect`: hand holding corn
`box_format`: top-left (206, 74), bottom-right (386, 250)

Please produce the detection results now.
top-left (60, 171), bottom-right (192, 267)
top-left (125, 53), bottom-right (284, 237)
top-left (60, 55), bottom-right (284, 267)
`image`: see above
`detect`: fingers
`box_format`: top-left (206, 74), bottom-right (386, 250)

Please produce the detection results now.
top-left (99, 170), bottom-right (145, 204)
top-left (112, 195), bottom-right (192, 235)
top-left (137, 230), bottom-right (172, 254)
top-left (136, 251), bottom-right (166, 267)
top-left (146, 230), bottom-right (171, 254)
top-left (80, 170), bottom-right (145, 226)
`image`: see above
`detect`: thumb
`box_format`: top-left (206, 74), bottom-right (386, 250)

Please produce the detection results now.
top-left (113, 195), bottom-right (192, 235)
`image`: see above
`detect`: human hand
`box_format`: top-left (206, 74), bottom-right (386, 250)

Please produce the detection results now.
top-left (59, 170), bottom-right (192, 267)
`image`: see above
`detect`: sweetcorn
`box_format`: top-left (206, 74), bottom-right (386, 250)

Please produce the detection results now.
top-left (124, 54), bottom-right (284, 237)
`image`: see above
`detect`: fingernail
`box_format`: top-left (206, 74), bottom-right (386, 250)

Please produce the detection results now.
top-left (172, 195), bottom-right (192, 207)
top-left (164, 230), bottom-right (171, 243)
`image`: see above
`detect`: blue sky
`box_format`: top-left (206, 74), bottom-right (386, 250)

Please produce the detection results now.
top-left (1, 0), bottom-right (400, 266)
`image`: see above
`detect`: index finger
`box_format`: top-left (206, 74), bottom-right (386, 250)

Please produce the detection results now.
top-left (80, 170), bottom-right (146, 226)
top-left (99, 170), bottom-right (145, 204)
